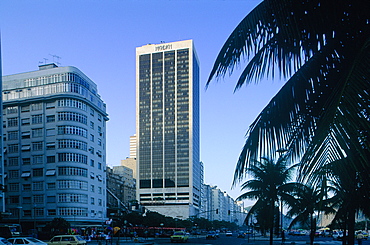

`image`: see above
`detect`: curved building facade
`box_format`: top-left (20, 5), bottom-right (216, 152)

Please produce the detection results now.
top-left (2, 64), bottom-right (108, 228)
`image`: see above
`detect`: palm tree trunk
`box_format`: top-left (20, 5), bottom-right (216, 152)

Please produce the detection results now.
top-left (347, 208), bottom-right (356, 245)
top-left (309, 215), bottom-right (315, 245)
top-left (270, 201), bottom-right (274, 245)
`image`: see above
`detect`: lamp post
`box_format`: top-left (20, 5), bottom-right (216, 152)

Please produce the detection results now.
top-left (17, 206), bottom-right (23, 225)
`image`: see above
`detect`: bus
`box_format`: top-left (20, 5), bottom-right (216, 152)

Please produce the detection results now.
top-left (0, 224), bottom-right (22, 238)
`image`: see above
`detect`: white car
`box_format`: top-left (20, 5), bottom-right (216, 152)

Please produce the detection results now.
top-left (8, 237), bottom-right (47, 245)
top-left (226, 231), bottom-right (233, 236)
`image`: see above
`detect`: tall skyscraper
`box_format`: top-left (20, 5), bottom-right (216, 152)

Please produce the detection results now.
top-left (136, 40), bottom-right (200, 219)
top-left (0, 38), bottom-right (5, 214)
top-left (2, 63), bottom-right (108, 229)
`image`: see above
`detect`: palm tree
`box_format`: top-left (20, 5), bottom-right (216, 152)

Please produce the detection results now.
top-left (287, 184), bottom-right (332, 245)
top-left (237, 156), bottom-right (296, 245)
top-left (207, 1), bottom-right (369, 245)
top-left (323, 159), bottom-right (370, 245)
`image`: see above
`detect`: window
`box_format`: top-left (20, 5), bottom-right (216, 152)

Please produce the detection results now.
top-left (33, 168), bottom-right (44, 177)
top-left (90, 108), bottom-right (95, 116)
top-left (58, 193), bottom-right (88, 203)
top-left (32, 128), bottom-right (43, 138)
top-left (8, 170), bottom-right (19, 178)
top-left (8, 183), bottom-right (19, 192)
top-left (90, 159), bottom-right (94, 167)
top-left (33, 182), bottom-right (44, 191)
top-left (7, 117), bottom-right (18, 127)
top-left (23, 197), bottom-right (31, 204)
top-left (98, 138), bottom-right (102, 146)
top-left (46, 115), bottom-right (55, 122)
top-left (21, 144), bottom-right (31, 151)
top-left (6, 106), bottom-right (18, 114)
top-left (47, 182), bottom-right (56, 190)
top-left (90, 134), bottom-right (94, 142)
top-left (98, 162), bottom-right (102, 170)
top-left (33, 195), bottom-right (44, 203)
top-left (46, 142), bottom-right (56, 150)
top-left (46, 102), bottom-right (55, 109)
top-left (22, 158), bottom-right (31, 165)
top-left (47, 209), bottom-right (57, 216)
top-left (23, 184), bottom-right (31, 191)
top-left (21, 131), bottom-right (31, 138)
top-left (58, 167), bottom-right (87, 177)
top-left (8, 131), bottom-right (18, 140)
top-left (21, 172), bottom-right (31, 178)
top-left (9, 196), bottom-right (19, 204)
top-left (32, 114), bottom-right (43, 124)
top-left (8, 144), bottom-right (19, 153)
top-left (31, 103), bottom-right (42, 111)
top-left (21, 105), bottom-right (30, 112)
top-left (23, 210), bottom-right (32, 217)
top-left (58, 98), bottom-right (87, 111)
top-left (34, 208), bottom-right (44, 216)
top-left (32, 155), bottom-right (43, 165)
top-left (47, 156), bottom-right (56, 163)
top-left (32, 142), bottom-right (43, 151)
top-left (47, 196), bottom-right (56, 203)
top-left (58, 139), bottom-right (87, 151)
top-left (45, 169), bottom-right (56, 176)
top-left (58, 125), bottom-right (87, 138)
top-left (90, 121), bottom-right (94, 129)
top-left (8, 157), bottom-right (19, 166)
top-left (58, 112), bottom-right (87, 124)
top-left (58, 153), bottom-right (87, 164)
top-left (98, 187), bottom-right (102, 194)
top-left (91, 197), bottom-right (95, 205)
top-left (98, 199), bottom-right (102, 206)
top-left (58, 180), bottom-right (88, 190)
top-left (21, 118), bottom-right (30, 125)
top-left (46, 128), bottom-right (56, 136)
top-left (91, 185), bottom-right (95, 192)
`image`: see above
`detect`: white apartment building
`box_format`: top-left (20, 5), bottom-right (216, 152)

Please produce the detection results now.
top-left (2, 63), bottom-right (108, 230)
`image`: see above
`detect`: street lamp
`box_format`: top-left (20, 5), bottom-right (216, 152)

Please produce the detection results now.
top-left (17, 206), bottom-right (23, 225)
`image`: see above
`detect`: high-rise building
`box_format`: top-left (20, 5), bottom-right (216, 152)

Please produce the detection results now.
top-left (2, 63), bottom-right (108, 230)
top-left (136, 40), bottom-right (201, 219)
top-left (129, 134), bottom-right (136, 159)
top-left (0, 39), bottom-right (5, 214)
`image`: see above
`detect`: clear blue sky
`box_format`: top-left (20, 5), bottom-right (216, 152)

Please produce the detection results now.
top-left (0, 0), bottom-right (284, 206)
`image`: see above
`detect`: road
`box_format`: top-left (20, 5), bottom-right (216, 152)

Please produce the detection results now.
top-left (90, 233), bottom-right (370, 245)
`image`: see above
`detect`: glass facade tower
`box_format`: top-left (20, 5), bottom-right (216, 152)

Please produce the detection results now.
top-left (136, 40), bottom-right (200, 219)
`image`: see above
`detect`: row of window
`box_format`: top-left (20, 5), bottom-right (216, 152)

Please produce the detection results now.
top-left (7, 181), bottom-right (104, 196)
top-left (3, 82), bottom-right (105, 111)
top-left (6, 155), bottom-right (103, 168)
top-left (10, 207), bottom-right (102, 218)
top-left (7, 166), bottom-right (90, 179)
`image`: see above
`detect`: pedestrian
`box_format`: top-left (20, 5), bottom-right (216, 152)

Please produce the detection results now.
top-left (356, 231), bottom-right (364, 245)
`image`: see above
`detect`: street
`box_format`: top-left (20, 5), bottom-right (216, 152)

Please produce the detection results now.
top-left (88, 233), bottom-right (370, 245)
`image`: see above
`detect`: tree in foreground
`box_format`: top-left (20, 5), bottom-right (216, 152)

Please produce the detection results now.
top-left (237, 156), bottom-right (296, 245)
top-left (287, 183), bottom-right (332, 245)
top-left (207, 1), bottom-right (369, 245)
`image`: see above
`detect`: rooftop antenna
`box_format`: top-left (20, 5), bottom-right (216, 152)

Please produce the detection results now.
top-left (49, 54), bottom-right (62, 65)
top-left (38, 58), bottom-right (49, 65)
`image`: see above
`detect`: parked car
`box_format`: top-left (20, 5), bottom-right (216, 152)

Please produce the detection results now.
top-left (206, 231), bottom-right (217, 239)
top-left (0, 237), bottom-right (11, 245)
top-left (8, 237), bottom-right (47, 245)
top-left (47, 235), bottom-right (86, 245)
top-left (170, 231), bottom-right (189, 243)
top-left (333, 231), bottom-right (344, 240)
top-left (237, 232), bottom-right (246, 238)
top-left (226, 231), bottom-right (233, 236)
